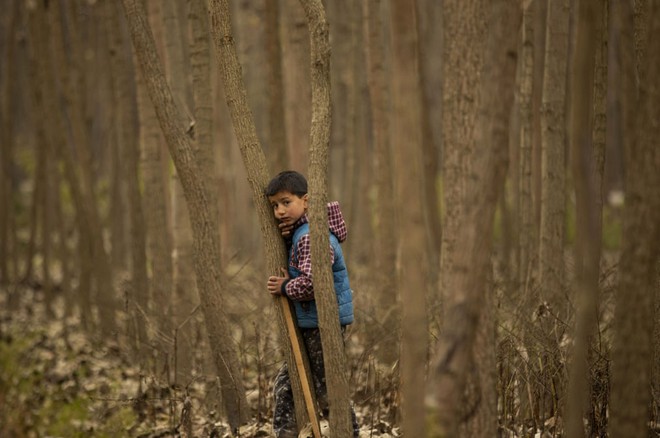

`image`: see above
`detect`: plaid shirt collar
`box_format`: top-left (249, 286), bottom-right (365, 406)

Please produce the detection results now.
top-left (290, 201), bottom-right (347, 242)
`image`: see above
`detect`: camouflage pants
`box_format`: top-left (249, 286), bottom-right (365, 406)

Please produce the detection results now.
top-left (272, 327), bottom-right (359, 438)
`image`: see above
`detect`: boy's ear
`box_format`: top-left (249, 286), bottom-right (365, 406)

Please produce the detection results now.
top-left (302, 193), bottom-right (309, 206)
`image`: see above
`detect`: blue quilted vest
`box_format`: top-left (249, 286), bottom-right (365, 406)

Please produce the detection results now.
top-left (288, 223), bottom-right (354, 328)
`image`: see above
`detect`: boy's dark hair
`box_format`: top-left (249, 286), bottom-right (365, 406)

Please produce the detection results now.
top-left (265, 170), bottom-right (308, 197)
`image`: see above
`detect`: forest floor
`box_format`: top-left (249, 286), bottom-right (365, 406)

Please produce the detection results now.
top-left (0, 284), bottom-right (401, 438)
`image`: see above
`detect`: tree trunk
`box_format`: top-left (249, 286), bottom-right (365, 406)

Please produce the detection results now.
top-left (389, 1), bottom-right (429, 436)
top-left (417, 0), bottom-right (443, 177)
top-left (363, 0), bottom-right (399, 366)
top-left (565, 1), bottom-right (603, 436)
top-left (207, 0), bottom-right (318, 431)
top-left (40, 115), bottom-right (54, 318)
top-left (299, 3), bottom-right (354, 437)
top-left (0, 0), bottom-right (18, 286)
top-left (609, 1), bottom-right (660, 437)
top-left (108, 0), bottom-right (149, 359)
top-left (189, 0), bottom-right (215, 236)
top-left (586, 2), bottom-right (608, 435)
top-left (531, 0), bottom-right (547, 246)
top-left (265, 0), bottom-right (289, 173)
top-left (121, 0), bottom-right (249, 429)
top-left (433, 1), bottom-right (519, 436)
top-left (23, 109), bottom-right (43, 284)
top-left (538, 0), bottom-right (569, 426)
top-left (654, 263), bottom-right (660, 435)
top-left (439, 0), bottom-right (486, 338)
top-left (152, 0), bottom-right (198, 383)
top-left (518, 1), bottom-right (536, 298)
top-left (516, 4), bottom-right (539, 424)
top-left (468, 270), bottom-right (498, 438)
top-left (326, 0), bottom-right (352, 202)
top-left (188, 0), bottom-right (217, 386)
top-left (415, 0), bottom-right (442, 269)
top-left (106, 0), bottom-right (129, 279)
top-left (282, 0), bottom-right (311, 173)
top-left (344, 4), bottom-right (372, 266)
top-left (130, 1), bottom-right (176, 381)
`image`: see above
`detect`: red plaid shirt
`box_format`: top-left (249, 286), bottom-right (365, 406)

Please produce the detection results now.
top-left (284, 201), bottom-right (347, 301)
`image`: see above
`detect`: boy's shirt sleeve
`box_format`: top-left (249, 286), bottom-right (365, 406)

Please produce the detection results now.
top-left (284, 233), bottom-right (336, 301)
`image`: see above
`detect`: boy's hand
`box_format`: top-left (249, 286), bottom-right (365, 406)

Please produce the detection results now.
top-left (279, 221), bottom-right (294, 238)
top-left (267, 267), bottom-right (290, 296)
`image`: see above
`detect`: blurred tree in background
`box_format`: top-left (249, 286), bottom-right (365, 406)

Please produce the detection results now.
top-left (1, 0), bottom-right (659, 437)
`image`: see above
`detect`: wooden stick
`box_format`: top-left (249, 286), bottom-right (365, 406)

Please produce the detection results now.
top-left (279, 296), bottom-right (322, 438)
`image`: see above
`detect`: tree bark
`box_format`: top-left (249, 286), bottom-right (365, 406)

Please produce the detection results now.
top-left (415, 0), bottom-right (443, 270)
top-left (433, 1), bottom-right (519, 436)
top-left (188, 0), bottom-right (217, 386)
top-left (531, 0), bottom-right (547, 245)
top-left (0, 0), bottom-right (18, 285)
top-left (121, 0), bottom-right (249, 429)
top-left (106, 0), bottom-right (129, 279)
top-left (439, 0), bottom-right (486, 337)
top-left (131, 2), bottom-right (176, 381)
top-left (298, 3), bottom-right (354, 436)
top-left (363, 0), bottom-right (399, 366)
top-left (22, 104), bottom-right (44, 285)
top-left (108, 0), bottom-right (149, 359)
top-left (565, 1), bottom-right (603, 436)
top-left (40, 112), bottom-right (54, 318)
top-left (518, 1), bottom-right (536, 297)
top-left (388, 1), bottom-right (429, 436)
top-left (282, 0), bottom-right (311, 173)
top-left (265, 0), bottom-right (289, 173)
top-left (344, 3), bottom-right (372, 266)
top-left (537, 0), bottom-right (570, 428)
top-left (586, 2), bottom-right (608, 435)
top-left (151, 0), bottom-right (198, 383)
top-left (609, 1), bottom-right (660, 437)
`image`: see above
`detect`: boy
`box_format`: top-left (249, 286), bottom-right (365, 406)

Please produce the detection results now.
top-left (265, 170), bottom-right (359, 438)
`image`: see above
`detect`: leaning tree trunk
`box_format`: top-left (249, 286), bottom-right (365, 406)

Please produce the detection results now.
top-left (299, 2), bottom-right (354, 437)
top-left (141, 1), bottom-right (180, 382)
top-left (157, 0), bottom-right (199, 384)
top-left (121, 0), bottom-right (249, 430)
top-left (208, 0), bottom-right (319, 432)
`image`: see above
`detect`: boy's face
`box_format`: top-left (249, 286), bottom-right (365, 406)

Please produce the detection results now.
top-left (268, 190), bottom-right (308, 227)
